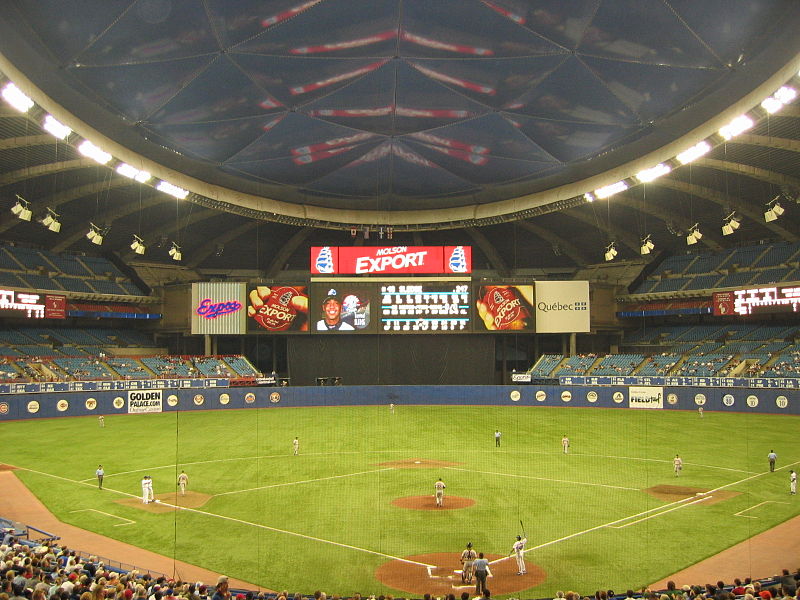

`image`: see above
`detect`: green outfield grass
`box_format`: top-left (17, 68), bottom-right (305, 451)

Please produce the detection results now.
top-left (1, 405), bottom-right (798, 597)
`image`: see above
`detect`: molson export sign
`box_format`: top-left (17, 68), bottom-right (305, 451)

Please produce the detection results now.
top-left (310, 246), bottom-right (471, 275)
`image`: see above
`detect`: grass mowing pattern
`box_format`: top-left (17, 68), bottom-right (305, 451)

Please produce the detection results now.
top-left (1, 405), bottom-right (798, 597)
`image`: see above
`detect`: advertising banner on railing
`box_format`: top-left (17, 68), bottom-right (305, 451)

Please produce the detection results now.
top-left (0, 378), bottom-right (229, 395)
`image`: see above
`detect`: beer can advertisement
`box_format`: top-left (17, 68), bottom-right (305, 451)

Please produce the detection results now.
top-left (310, 283), bottom-right (377, 333)
top-left (475, 284), bottom-right (534, 331)
top-left (247, 285), bottom-right (310, 332)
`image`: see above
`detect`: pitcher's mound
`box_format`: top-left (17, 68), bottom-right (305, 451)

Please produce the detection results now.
top-left (376, 552), bottom-right (546, 596)
top-left (392, 496), bottom-right (475, 510)
top-left (115, 491), bottom-right (211, 512)
top-left (377, 458), bottom-right (461, 469)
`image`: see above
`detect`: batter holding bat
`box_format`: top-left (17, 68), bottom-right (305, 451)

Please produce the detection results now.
top-left (511, 524), bottom-right (527, 575)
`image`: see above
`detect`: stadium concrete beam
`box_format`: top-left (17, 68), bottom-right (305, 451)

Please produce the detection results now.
top-left (560, 210), bottom-right (641, 254)
top-left (655, 178), bottom-right (799, 242)
top-left (733, 134), bottom-right (800, 153)
top-left (185, 221), bottom-right (258, 269)
top-left (0, 158), bottom-right (94, 185)
top-left (265, 226), bottom-right (314, 278)
top-left (0, 134), bottom-right (55, 151)
top-left (614, 194), bottom-right (723, 251)
top-left (51, 194), bottom-right (165, 253)
top-left (465, 227), bottom-right (509, 273)
top-left (516, 221), bottom-right (590, 265)
top-left (0, 179), bottom-right (134, 234)
top-left (695, 158), bottom-right (800, 190)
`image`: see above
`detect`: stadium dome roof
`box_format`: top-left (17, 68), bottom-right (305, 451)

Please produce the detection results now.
top-left (1, 1), bottom-right (800, 273)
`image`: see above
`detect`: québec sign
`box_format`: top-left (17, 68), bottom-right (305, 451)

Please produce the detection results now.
top-left (311, 246), bottom-right (471, 275)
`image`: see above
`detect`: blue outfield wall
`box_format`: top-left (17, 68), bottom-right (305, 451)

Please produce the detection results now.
top-left (0, 385), bottom-right (797, 421)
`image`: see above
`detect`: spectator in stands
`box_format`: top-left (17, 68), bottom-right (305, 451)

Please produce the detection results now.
top-left (211, 578), bottom-right (229, 600)
top-left (779, 570), bottom-right (796, 597)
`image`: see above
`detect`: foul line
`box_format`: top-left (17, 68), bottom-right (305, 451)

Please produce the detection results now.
top-left (609, 495), bottom-right (712, 528)
top-left (70, 508), bottom-right (135, 527)
top-left (213, 467), bottom-right (395, 497)
top-left (734, 500), bottom-right (791, 518)
top-left (19, 466), bottom-right (435, 571)
top-left (444, 466), bottom-right (639, 491)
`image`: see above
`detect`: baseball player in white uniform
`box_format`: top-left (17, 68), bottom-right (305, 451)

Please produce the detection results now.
top-left (293, 437), bottom-right (299, 455)
top-left (561, 435), bottom-right (570, 454)
top-left (434, 478), bottom-right (446, 507)
top-left (460, 542), bottom-right (477, 583)
top-left (791, 470), bottom-right (797, 495)
top-left (673, 455), bottom-right (683, 476)
top-left (178, 471), bottom-right (188, 495)
top-left (141, 475), bottom-right (154, 503)
top-left (512, 534), bottom-right (527, 575)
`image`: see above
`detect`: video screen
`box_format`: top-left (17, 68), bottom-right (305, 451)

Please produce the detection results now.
top-left (474, 284), bottom-right (534, 332)
top-left (310, 283), bottom-right (377, 333)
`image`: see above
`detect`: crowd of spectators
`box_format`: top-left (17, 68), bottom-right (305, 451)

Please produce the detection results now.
top-left (2, 535), bottom-right (799, 600)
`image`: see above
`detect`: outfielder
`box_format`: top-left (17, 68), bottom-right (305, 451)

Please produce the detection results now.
top-left (460, 542), bottom-right (477, 583)
top-left (791, 470), bottom-right (797, 495)
top-left (561, 435), bottom-right (570, 454)
top-left (293, 437), bottom-right (299, 456)
top-left (434, 478), bottom-right (446, 507)
top-left (511, 534), bottom-right (527, 575)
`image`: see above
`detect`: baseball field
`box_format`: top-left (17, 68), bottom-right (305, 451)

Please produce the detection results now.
top-left (1, 404), bottom-right (798, 597)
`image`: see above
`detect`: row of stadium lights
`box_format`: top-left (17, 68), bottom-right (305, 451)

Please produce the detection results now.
top-left (1, 80), bottom-right (186, 261)
top-left (594, 83), bottom-right (798, 261)
top-left (2, 71), bottom-right (798, 263)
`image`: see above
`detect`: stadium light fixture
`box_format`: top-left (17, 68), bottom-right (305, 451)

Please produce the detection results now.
top-left (168, 241), bottom-right (182, 261)
top-left (86, 222), bottom-right (105, 245)
top-left (42, 115), bottom-right (72, 140)
top-left (41, 208), bottom-right (61, 233)
top-left (594, 181), bottom-right (628, 199)
top-left (604, 242), bottom-right (618, 262)
top-left (640, 234), bottom-right (655, 255)
top-left (117, 163), bottom-right (152, 183)
top-left (686, 224), bottom-right (703, 245)
top-left (719, 115), bottom-right (754, 140)
top-left (157, 180), bottom-right (189, 200)
top-left (636, 163), bottom-right (671, 183)
top-left (676, 141), bottom-right (711, 165)
top-left (764, 196), bottom-right (786, 222)
top-left (11, 195), bottom-right (32, 221)
top-left (1, 82), bottom-right (34, 113)
top-left (721, 212), bottom-right (741, 236)
top-left (761, 86), bottom-right (797, 114)
top-left (130, 234), bottom-right (146, 255)
top-left (78, 140), bottom-right (112, 165)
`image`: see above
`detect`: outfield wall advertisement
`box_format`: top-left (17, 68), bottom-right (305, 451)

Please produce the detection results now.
top-left (628, 386), bottom-right (664, 408)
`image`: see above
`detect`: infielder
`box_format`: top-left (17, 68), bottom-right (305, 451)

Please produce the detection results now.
top-left (141, 475), bottom-right (154, 504)
top-left (293, 437), bottom-right (299, 456)
top-left (561, 435), bottom-right (570, 454)
top-left (790, 470), bottom-right (797, 495)
top-left (434, 478), bottom-right (446, 507)
top-left (673, 454), bottom-right (683, 477)
top-left (460, 542), bottom-right (477, 583)
top-left (178, 470), bottom-right (188, 495)
top-left (511, 534), bottom-right (527, 575)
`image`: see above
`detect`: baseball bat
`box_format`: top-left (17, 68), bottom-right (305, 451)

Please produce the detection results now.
top-left (520, 519), bottom-right (526, 538)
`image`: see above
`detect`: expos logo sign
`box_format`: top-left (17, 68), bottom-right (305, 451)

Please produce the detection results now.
top-left (196, 298), bottom-right (243, 319)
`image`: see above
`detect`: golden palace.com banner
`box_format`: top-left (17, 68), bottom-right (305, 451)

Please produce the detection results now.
top-left (127, 390), bottom-right (163, 414)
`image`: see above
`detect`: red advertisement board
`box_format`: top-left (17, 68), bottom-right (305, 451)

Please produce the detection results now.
top-left (44, 294), bottom-right (66, 319)
top-left (310, 246), bottom-right (471, 275)
top-left (712, 291), bottom-right (735, 316)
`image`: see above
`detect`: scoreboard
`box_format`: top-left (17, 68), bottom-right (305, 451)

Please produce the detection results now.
top-left (379, 283), bottom-right (470, 332)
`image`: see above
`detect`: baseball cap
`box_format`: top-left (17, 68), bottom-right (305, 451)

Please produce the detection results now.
top-left (322, 289), bottom-right (340, 305)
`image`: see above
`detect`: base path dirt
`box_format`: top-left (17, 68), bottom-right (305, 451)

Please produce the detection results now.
top-left (0, 471), bottom-right (265, 591)
top-left (644, 485), bottom-right (739, 506)
top-left (376, 552), bottom-right (546, 596)
top-left (392, 495), bottom-right (475, 510)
